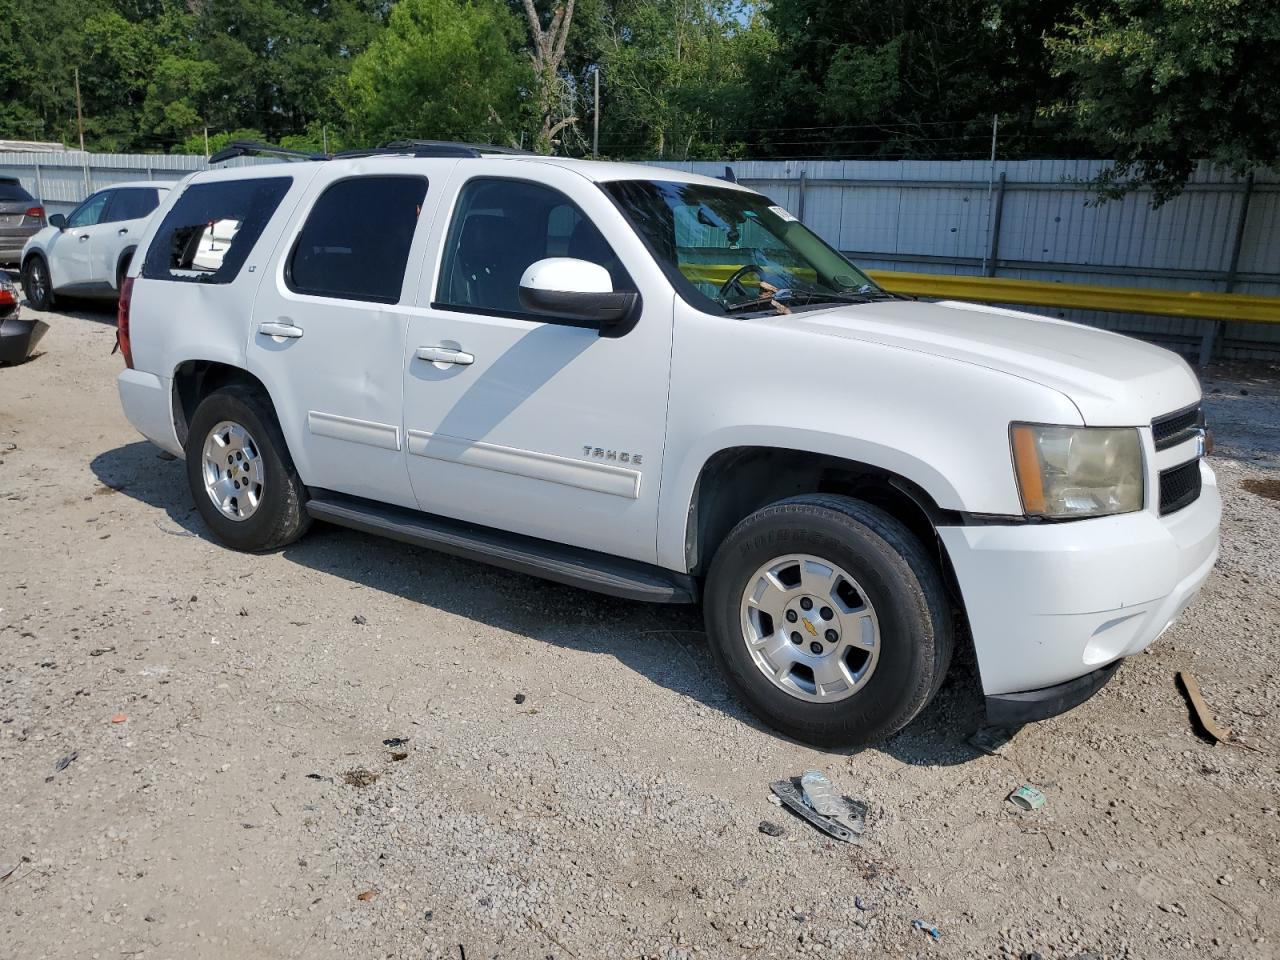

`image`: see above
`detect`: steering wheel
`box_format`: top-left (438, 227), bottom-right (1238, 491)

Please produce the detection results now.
top-left (718, 263), bottom-right (766, 303)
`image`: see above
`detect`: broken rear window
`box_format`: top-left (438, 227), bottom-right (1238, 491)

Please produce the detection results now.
top-left (142, 177), bottom-right (292, 284)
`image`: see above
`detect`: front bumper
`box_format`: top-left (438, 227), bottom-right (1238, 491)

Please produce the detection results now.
top-left (938, 461), bottom-right (1221, 701)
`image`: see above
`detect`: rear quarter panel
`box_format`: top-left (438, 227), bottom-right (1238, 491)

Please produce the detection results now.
top-left (127, 167), bottom-right (322, 384)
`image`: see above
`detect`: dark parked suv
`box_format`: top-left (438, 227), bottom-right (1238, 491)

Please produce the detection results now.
top-left (0, 177), bottom-right (46, 265)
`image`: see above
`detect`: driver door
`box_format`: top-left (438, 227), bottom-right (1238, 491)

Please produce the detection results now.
top-left (400, 162), bottom-right (674, 564)
top-left (48, 189), bottom-right (112, 289)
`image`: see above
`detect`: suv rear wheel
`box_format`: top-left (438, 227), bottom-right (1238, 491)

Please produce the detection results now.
top-left (704, 494), bottom-right (953, 747)
top-left (184, 384), bottom-right (310, 552)
top-left (22, 255), bottom-right (54, 311)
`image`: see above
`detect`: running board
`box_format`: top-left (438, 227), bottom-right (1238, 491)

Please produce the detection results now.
top-left (305, 492), bottom-right (697, 604)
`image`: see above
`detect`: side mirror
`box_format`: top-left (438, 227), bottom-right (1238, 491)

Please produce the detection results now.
top-left (518, 258), bottom-right (638, 337)
top-left (48, 213), bottom-right (66, 230)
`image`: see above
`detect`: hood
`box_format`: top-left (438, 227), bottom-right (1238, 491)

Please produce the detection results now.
top-left (770, 298), bottom-right (1200, 425)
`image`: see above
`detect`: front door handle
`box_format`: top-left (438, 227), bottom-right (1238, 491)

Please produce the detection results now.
top-left (77, 234), bottom-right (90, 242)
top-left (117, 228), bottom-right (128, 236)
top-left (258, 321), bottom-right (304, 339)
top-left (416, 346), bottom-right (474, 365)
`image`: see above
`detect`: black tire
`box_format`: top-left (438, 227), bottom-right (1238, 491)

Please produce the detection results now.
top-left (184, 384), bottom-right (311, 552)
top-left (704, 494), bottom-right (953, 747)
top-left (21, 255), bottom-right (55, 311)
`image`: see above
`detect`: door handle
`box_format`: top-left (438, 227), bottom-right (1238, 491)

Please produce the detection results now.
top-left (77, 234), bottom-right (90, 241)
top-left (258, 321), bottom-right (304, 339)
top-left (117, 228), bottom-right (128, 236)
top-left (416, 346), bottom-right (474, 365)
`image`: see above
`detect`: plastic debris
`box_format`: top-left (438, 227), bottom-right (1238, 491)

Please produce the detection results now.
top-left (352, 614), bottom-right (368, 625)
top-left (1177, 671), bottom-right (1232, 744)
top-left (770, 772), bottom-right (868, 842)
top-left (968, 726), bottom-right (1015, 756)
top-left (1008, 785), bottom-right (1047, 811)
top-left (111, 713), bottom-right (127, 724)
top-left (54, 751), bottom-right (77, 772)
top-left (912, 919), bottom-right (941, 941)
top-left (758, 820), bottom-right (786, 837)
top-left (382, 737), bottom-right (408, 747)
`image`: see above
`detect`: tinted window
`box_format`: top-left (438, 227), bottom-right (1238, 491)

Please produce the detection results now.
top-left (68, 192), bottom-right (110, 228)
top-left (105, 187), bottom-right (161, 223)
top-left (287, 176), bottom-right (427, 304)
top-left (0, 181), bottom-right (33, 202)
top-left (438, 178), bottom-right (630, 316)
top-left (142, 177), bottom-right (292, 284)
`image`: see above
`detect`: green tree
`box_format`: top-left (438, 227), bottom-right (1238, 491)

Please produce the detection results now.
top-left (1050, 0), bottom-right (1280, 203)
top-left (760, 0), bottom-right (1078, 158)
top-left (597, 0), bottom-right (775, 159)
top-left (342, 0), bottom-right (531, 146)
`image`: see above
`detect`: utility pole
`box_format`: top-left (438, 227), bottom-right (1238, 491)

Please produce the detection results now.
top-left (73, 68), bottom-right (85, 152)
top-left (322, 124), bottom-right (329, 155)
top-left (982, 113), bottom-right (999, 274)
top-left (592, 67), bottom-right (600, 159)
top-left (204, 126), bottom-right (210, 159)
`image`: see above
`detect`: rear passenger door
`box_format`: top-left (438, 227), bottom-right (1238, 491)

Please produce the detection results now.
top-left (96, 186), bottom-right (162, 288)
top-left (247, 162), bottom-right (446, 509)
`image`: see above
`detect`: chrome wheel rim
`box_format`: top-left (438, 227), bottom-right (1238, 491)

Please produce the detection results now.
top-left (740, 554), bottom-right (880, 703)
top-left (201, 420), bottom-right (264, 521)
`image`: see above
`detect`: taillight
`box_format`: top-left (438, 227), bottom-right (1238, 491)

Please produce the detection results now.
top-left (25, 206), bottom-right (44, 221)
top-left (117, 276), bottom-right (135, 368)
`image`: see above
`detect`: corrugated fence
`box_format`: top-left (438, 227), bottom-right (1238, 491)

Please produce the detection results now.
top-left (3, 151), bottom-right (1278, 360)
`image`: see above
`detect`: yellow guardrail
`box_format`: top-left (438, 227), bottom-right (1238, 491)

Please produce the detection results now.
top-left (679, 263), bottom-right (1280, 324)
top-left (866, 271), bottom-right (1280, 325)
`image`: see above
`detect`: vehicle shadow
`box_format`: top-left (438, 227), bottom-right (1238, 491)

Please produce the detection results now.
top-left (90, 439), bottom-right (990, 766)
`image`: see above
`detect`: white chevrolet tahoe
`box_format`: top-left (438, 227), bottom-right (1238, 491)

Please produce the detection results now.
top-left (113, 142), bottom-right (1220, 746)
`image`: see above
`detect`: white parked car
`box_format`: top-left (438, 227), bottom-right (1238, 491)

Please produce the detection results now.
top-left (113, 144), bottom-right (1220, 745)
top-left (19, 181), bottom-right (170, 310)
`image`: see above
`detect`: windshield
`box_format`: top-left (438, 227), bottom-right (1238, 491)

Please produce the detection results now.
top-left (603, 179), bottom-right (884, 315)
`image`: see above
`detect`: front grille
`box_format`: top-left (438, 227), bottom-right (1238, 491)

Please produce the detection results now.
top-left (1152, 404), bottom-right (1203, 451)
top-left (1159, 459), bottom-right (1202, 515)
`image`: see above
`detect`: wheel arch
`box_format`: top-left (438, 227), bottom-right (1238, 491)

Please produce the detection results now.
top-left (115, 246), bottom-right (137, 287)
top-left (682, 445), bottom-right (963, 583)
top-left (170, 360), bottom-right (272, 448)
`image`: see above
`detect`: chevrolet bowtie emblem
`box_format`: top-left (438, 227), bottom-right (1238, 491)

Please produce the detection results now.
top-left (802, 618), bottom-right (818, 637)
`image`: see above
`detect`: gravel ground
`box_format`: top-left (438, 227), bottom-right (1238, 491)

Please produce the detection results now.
top-left (2, 304), bottom-right (1278, 960)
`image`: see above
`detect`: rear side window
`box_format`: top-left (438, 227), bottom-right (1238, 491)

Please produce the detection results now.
top-left (142, 176), bottom-right (292, 284)
top-left (105, 187), bottom-right (161, 223)
top-left (0, 180), bottom-right (33, 202)
top-left (286, 176), bottom-right (428, 304)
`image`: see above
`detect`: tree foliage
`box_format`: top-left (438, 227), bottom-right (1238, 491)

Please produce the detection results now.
top-left (1049, 0), bottom-right (1280, 203)
top-left (343, 0), bottom-right (530, 146)
top-left (0, 0), bottom-right (1277, 199)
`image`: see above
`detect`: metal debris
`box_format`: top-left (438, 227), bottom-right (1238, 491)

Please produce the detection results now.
top-left (1008, 785), bottom-right (1047, 811)
top-left (770, 773), bottom-right (867, 843)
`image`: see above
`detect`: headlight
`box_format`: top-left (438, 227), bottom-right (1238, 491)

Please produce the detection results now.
top-left (1010, 424), bottom-right (1144, 518)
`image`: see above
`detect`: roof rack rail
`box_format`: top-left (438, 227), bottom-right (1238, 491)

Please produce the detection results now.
top-left (208, 139), bottom-right (326, 165)
top-left (333, 139), bottom-right (534, 160)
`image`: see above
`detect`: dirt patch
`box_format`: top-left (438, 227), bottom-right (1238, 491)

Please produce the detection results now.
top-left (1241, 477), bottom-right (1280, 502)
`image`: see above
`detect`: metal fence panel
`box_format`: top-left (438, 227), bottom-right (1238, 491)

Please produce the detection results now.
top-left (3, 151), bottom-right (1278, 359)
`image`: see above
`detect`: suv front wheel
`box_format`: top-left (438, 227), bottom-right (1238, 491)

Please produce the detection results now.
top-left (185, 384), bottom-right (310, 552)
top-left (704, 494), bottom-right (953, 747)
